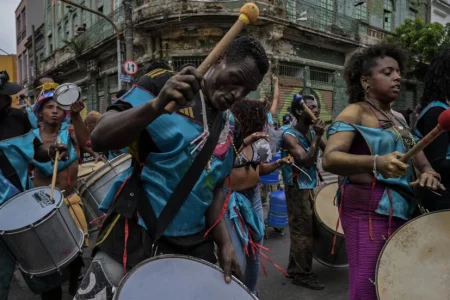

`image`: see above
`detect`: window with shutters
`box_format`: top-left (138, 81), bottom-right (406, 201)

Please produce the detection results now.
top-left (384, 0), bottom-right (393, 31)
top-left (356, 2), bottom-right (368, 21)
top-left (172, 56), bottom-right (206, 72)
top-left (310, 68), bottom-right (334, 87)
top-left (279, 62), bottom-right (304, 80)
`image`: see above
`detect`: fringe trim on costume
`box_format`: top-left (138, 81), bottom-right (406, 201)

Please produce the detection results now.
top-left (204, 176), bottom-right (232, 238)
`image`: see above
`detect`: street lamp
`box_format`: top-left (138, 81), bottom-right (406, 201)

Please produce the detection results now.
top-left (59, 0), bottom-right (122, 89)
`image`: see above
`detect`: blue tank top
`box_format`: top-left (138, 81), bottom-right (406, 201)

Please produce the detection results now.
top-left (32, 128), bottom-right (79, 177)
top-left (0, 131), bottom-right (35, 205)
top-left (99, 86), bottom-right (236, 236)
top-left (26, 106), bottom-right (39, 129)
top-left (280, 127), bottom-right (317, 189)
top-left (327, 121), bottom-right (417, 220)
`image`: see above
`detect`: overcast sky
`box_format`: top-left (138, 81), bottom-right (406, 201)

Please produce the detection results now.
top-left (0, 0), bottom-right (22, 54)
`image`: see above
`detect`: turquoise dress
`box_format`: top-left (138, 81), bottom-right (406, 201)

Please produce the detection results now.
top-left (280, 127), bottom-right (317, 190)
top-left (328, 121), bottom-right (417, 220)
top-left (99, 86), bottom-right (236, 237)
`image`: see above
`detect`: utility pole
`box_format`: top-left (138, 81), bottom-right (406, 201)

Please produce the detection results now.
top-left (124, 0), bottom-right (134, 88)
top-left (59, 0), bottom-right (122, 89)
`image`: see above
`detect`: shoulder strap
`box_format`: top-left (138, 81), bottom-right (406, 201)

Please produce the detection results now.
top-left (0, 149), bottom-right (25, 192)
top-left (137, 114), bottom-right (224, 243)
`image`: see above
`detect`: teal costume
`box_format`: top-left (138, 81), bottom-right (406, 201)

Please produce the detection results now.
top-left (328, 121), bottom-right (417, 220)
top-left (280, 127), bottom-right (317, 189)
top-left (26, 106), bottom-right (39, 129)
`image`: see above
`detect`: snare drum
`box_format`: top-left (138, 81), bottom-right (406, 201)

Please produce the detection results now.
top-left (313, 182), bottom-right (348, 267)
top-left (376, 210), bottom-right (450, 299)
top-left (79, 154), bottom-right (132, 232)
top-left (54, 83), bottom-right (81, 110)
top-left (114, 255), bottom-right (258, 300)
top-left (0, 187), bottom-right (84, 276)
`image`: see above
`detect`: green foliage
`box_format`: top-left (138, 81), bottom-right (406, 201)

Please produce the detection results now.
top-left (62, 35), bottom-right (87, 56)
top-left (386, 18), bottom-right (450, 72)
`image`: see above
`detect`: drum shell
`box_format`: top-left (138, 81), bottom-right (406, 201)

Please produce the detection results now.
top-left (79, 154), bottom-right (132, 232)
top-left (0, 197), bottom-right (83, 276)
top-left (313, 182), bottom-right (348, 268)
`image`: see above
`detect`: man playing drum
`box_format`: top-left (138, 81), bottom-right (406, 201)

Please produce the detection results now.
top-left (280, 95), bottom-right (326, 290)
top-left (74, 36), bottom-right (269, 300)
top-left (30, 91), bottom-right (91, 298)
top-left (0, 71), bottom-right (67, 300)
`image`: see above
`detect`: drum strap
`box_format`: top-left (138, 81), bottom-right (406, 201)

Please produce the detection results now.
top-left (0, 149), bottom-right (27, 192)
top-left (137, 114), bottom-right (223, 246)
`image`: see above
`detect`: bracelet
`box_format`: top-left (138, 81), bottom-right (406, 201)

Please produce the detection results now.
top-left (372, 155), bottom-right (378, 177)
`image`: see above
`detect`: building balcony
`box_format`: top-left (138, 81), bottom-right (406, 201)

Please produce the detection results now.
top-left (132, 0), bottom-right (360, 43)
top-left (359, 23), bottom-right (391, 45)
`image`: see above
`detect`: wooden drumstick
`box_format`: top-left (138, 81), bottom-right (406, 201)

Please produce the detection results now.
top-left (50, 138), bottom-right (62, 200)
top-left (164, 3), bottom-right (260, 113)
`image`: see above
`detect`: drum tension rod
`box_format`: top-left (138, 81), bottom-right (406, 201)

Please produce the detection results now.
top-left (369, 278), bottom-right (376, 286)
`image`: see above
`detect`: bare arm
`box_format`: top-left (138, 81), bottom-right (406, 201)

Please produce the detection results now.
top-left (206, 182), bottom-right (233, 249)
top-left (269, 76), bottom-right (279, 117)
top-left (284, 133), bottom-right (321, 169)
top-left (71, 111), bottom-right (91, 152)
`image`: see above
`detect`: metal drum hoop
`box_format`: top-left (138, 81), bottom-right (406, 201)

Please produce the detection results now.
top-left (54, 83), bottom-right (81, 109)
top-left (375, 209), bottom-right (450, 299)
top-left (113, 254), bottom-right (258, 300)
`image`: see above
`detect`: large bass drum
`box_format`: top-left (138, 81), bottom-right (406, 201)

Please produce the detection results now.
top-left (313, 182), bottom-right (348, 267)
top-left (113, 255), bottom-right (258, 300)
top-left (0, 187), bottom-right (84, 276)
top-left (376, 210), bottom-right (450, 299)
top-left (78, 154), bottom-right (132, 232)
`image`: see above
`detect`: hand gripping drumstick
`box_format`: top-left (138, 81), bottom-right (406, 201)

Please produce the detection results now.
top-left (400, 109), bottom-right (450, 163)
top-left (50, 138), bottom-right (62, 200)
top-left (165, 3), bottom-right (260, 113)
top-left (293, 94), bottom-right (317, 121)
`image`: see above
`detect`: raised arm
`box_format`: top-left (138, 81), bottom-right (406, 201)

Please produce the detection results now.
top-left (269, 75), bottom-right (279, 117)
top-left (70, 100), bottom-right (91, 151)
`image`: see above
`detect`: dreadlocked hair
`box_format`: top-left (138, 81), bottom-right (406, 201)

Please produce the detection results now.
top-left (231, 99), bottom-right (268, 139)
top-left (421, 49), bottom-right (450, 107)
top-left (344, 43), bottom-right (406, 103)
top-left (224, 35), bottom-right (269, 76)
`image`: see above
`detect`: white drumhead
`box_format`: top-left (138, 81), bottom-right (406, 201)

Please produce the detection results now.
top-left (55, 83), bottom-right (80, 108)
top-left (314, 182), bottom-right (343, 234)
top-left (0, 187), bottom-right (63, 231)
top-left (376, 210), bottom-right (450, 299)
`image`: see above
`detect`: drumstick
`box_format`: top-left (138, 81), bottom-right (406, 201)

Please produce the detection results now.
top-left (164, 3), bottom-right (260, 113)
top-left (24, 99), bottom-right (33, 109)
top-left (50, 138), bottom-right (62, 200)
top-left (293, 94), bottom-right (316, 121)
top-left (400, 109), bottom-right (450, 163)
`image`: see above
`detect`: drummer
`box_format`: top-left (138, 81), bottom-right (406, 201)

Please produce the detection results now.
top-left (79, 111), bottom-right (102, 164)
top-left (76, 35), bottom-right (269, 299)
top-left (322, 43), bottom-right (444, 300)
top-left (279, 94), bottom-right (326, 290)
top-left (31, 91), bottom-right (91, 298)
top-left (0, 71), bottom-right (67, 300)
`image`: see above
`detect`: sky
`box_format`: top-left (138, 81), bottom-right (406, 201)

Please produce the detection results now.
top-left (0, 0), bottom-right (23, 55)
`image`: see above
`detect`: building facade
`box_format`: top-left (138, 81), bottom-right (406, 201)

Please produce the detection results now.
top-left (431, 0), bottom-right (450, 24)
top-left (0, 55), bottom-right (19, 108)
top-left (15, 0), bottom-right (45, 105)
top-left (39, 0), bottom-right (427, 122)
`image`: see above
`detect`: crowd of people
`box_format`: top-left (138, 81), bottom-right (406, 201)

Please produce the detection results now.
top-left (0, 35), bottom-right (449, 300)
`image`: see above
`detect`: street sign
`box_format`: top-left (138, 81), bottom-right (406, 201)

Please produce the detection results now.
top-left (120, 74), bottom-right (132, 83)
top-left (123, 60), bottom-right (138, 75)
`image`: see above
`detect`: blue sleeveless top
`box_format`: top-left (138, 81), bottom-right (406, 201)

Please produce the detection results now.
top-left (414, 101), bottom-right (450, 159)
top-left (0, 132), bottom-right (35, 205)
top-left (327, 121), bottom-right (418, 220)
top-left (26, 106), bottom-right (39, 129)
top-left (99, 86), bottom-right (236, 236)
top-left (280, 127), bottom-right (317, 189)
top-left (32, 128), bottom-right (79, 177)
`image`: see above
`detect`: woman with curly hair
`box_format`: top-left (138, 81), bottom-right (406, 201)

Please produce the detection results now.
top-left (414, 49), bottom-right (450, 211)
top-left (322, 43), bottom-right (444, 299)
top-left (224, 99), bottom-right (290, 295)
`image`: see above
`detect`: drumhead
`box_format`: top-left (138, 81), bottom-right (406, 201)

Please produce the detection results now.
top-left (114, 255), bottom-right (257, 300)
top-left (55, 83), bottom-right (80, 109)
top-left (376, 210), bottom-right (450, 299)
top-left (81, 154), bottom-right (132, 190)
top-left (0, 187), bottom-right (63, 232)
top-left (314, 182), bottom-right (343, 234)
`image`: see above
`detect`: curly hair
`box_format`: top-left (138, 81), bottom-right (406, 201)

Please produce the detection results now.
top-left (344, 43), bottom-right (406, 103)
top-left (224, 35), bottom-right (269, 77)
top-left (231, 99), bottom-right (268, 139)
top-left (421, 49), bottom-right (450, 107)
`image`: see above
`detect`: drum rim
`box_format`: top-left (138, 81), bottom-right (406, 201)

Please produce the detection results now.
top-left (55, 83), bottom-right (81, 106)
top-left (375, 209), bottom-right (450, 299)
top-left (0, 187), bottom-right (64, 233)
top-left (313, 181), bottom-right (344, 237)
top-left (113, 254), bottom-right (258, 300)
top-left (79, 154), bottom-right (132, 194)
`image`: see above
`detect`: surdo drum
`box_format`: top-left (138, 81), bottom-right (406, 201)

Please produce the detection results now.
top-left (376, 210), bottom-right (450, 299)
top-left (0, 187), bottom-right (84, 276)
top-left (78, 154), bottom-right (132, 232)
top-left (313, 182), bottom-right (348, 267)
top-left (113, 255), bottom-right (258, 300)
top-left (54, 83), bottom-right (81, 110)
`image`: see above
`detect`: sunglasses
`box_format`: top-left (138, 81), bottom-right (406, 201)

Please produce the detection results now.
top-left (35, 82), bottom-right (60, 92)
